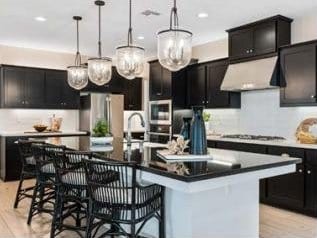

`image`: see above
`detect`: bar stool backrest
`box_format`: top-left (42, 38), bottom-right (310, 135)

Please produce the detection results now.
top-left (17, 139), bottom-right (45, 167)
top-left (84, 159), bottom-right (137, 207)
top-left (31, 143), bottom-right (66, 183)
top-left (54, 151), bottom-right (92, 190)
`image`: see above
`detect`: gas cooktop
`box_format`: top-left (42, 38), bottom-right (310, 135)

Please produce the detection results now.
top-left (221, 134), bottom-right (286, 141)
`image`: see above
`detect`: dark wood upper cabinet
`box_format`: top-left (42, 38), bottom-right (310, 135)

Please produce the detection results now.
top-left (280, 42), bottom-right (317, 106)
top-left (187, 59), bottom-right (240, 109)
top-left (45, 70), bottom-right (79, 109)
top-left (187, 64), bottom-right (206, 106)
top-left (0, 65), bottom-right (79, 109)
top-left (149, 61), bottom-right (172, 100)
top-left (24, 69), bottom-right (45, 108)
top-left (1, 66), bottom-right (45, 108)
top-left (1, 66), bottom-right (25, 108)
top-left (206, 59), bottom-right (240, 108)
top-left (227, 15), bottom-right (292, 62)
top-left (123, 77), bottom-right (142, 111)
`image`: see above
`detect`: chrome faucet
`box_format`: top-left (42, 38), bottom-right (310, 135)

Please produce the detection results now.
top-left (126, 112), bottom-right (145, 146)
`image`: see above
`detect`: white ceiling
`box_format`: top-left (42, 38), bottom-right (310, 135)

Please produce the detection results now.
top-left (0, 0), bottom-right (317, 57)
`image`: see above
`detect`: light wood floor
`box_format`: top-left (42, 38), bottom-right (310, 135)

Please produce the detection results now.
top-left (0, 180), bottom-right (317, 238)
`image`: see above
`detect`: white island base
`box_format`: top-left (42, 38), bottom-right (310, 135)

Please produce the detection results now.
top-left (140, 164), bottom-right (296, 238)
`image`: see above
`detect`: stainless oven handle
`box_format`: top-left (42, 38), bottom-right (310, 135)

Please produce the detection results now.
top-left (148, 132), bottom-right (171, 136)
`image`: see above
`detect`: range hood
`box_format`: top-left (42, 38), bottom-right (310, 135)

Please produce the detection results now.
top-left (221, 56), bottom-right (279, 91)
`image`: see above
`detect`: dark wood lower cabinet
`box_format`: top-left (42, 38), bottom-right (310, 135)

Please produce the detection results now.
top-left (208, 140), bottom-right (317, 217)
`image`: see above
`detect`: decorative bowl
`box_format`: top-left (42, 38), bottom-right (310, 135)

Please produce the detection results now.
top-left (33, 125), bottom-right (48, 132)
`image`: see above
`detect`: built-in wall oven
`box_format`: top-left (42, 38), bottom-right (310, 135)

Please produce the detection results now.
top-left (149, 100), bottom-right (172, 144)
top-left (149, 100), bottom-right (172, 125)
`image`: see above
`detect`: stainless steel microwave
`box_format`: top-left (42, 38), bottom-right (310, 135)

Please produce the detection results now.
top-left (149, 100), bottom-right (172, 125)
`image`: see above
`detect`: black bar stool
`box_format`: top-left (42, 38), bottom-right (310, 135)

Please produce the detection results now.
top-left (84, 158), bottom-right (165, 238)
top-left (50, 151), bottom-right (92, 238)
top-left (27, 143), bottom-right (66, 225)
top-left (14, 139), bottom-right (45, 209)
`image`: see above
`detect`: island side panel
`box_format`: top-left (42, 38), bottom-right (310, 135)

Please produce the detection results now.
top-left (142, 180), bottom-right (259, 238)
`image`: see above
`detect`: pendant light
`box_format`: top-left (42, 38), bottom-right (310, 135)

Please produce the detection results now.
top-left (115, 0), bottom-right (145, 80)
top-left (88, 0), bottom-right (112, 86)
top-left (157, 0), bottom-right (192, 72)
top-left (67, 16), bottom-right (88, 90)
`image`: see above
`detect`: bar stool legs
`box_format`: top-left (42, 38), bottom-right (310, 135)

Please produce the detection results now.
top-left (14, 173), bottom-right (36, 209)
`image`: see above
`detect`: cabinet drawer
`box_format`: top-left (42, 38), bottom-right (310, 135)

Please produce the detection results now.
top-left (215, 141), bottom-right (266, 154)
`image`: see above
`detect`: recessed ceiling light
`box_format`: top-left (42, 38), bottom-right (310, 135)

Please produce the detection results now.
top-left (34, 16), bottom-right (47, 22)
top-left (197, 12), bottom-right (208, 18)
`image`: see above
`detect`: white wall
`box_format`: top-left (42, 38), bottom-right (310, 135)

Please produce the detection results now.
top-left (193, 10), bottom-right (317, 139)
top-left (0, 45), bottom-right (82, 132)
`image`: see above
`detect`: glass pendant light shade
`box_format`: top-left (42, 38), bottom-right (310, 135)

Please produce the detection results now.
top-left (116, 46), bottom-right (145, 80)
top-left (67, 65), bottom-right (88, 90)
top-left (157, 29), bottom-right (192, 72)
top-left (89, 0), bottom-right (112, 86)
top-left (115, 0), bottom-right (145, 80)
top-left (67, 16), bottom-right (88, 90)
top-left (88, 57), bottom-right (112, 85)
top-left (157, 0), bottom-right (193, 72)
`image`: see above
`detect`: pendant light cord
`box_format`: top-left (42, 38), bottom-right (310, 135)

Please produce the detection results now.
top-left (75, 18), bottom-right (81, 66)
top-left (169, 0), bottom-right (179, 30)
top-left (127, 0), bottom-right (133, 46)
top-left (98, 5), bottom-right (102, 58)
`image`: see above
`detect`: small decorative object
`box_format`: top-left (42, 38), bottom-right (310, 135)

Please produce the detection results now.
top-left (167, 136), bottom-right (190, 155)
top-left (203, 111), bottom-right (211, 132)
top-left (33, 124), bottom-right (48, 132)
top-left (180, 117), bottom-right (191, 140)
top-left (166, 163), bottom-right (190, 175)
top-left (91, 119), bottom-right (113, 145)
top-left (115, 0), bottom-right (145, 80)
top-left (50, 114), bottom-right (62, 132)
top-left (295, 118), bottom-right (317, 144)
top-left (190, 106), bottom-right (207, 155)
top-left (157, 0), bottom-right (192, 72)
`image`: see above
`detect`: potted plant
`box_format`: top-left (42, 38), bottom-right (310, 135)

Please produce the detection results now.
top-left (203, 112), bottom-right (211, 133)
top-left (90, 119), bottom-right (113, 146)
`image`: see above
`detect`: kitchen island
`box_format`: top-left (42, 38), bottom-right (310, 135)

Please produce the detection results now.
top-left (94, 138), bottom-right (301, 238)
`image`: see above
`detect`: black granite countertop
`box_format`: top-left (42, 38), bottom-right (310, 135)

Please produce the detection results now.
top-left (89, 138), bottom-right (301, 183)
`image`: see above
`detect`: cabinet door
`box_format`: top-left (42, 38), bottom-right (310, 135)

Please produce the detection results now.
top-left (280, 43), bottom-right (317, 105)
top-left (266, 146), bottom-right (305, 209)
top-left (24, 68), bottom-right (45, 108)
top-left (187, 65), bottom-right (206, 106)
top-left (172, 69), bottom-right (187, 108)
top-left (229, 28), bottom-right (253, 60)
top-left (305, 164), bottom-right (317, 215)
top-left (206, 60), bottom-right (230, 108)
top-left (253, 22), bottom-right (276, 55)
top-left (149, 61), bottom-right (163, 100)
top-left (161, 67), bottom-right (172, 99)
top-left (123, 78), bottom-right (142, 111)
top-left (2, 66), bottom-right (25, 108)
top-left (62, 75), bottom-right (80, 109)
top-left (45, 70), bottom-right (65, 108)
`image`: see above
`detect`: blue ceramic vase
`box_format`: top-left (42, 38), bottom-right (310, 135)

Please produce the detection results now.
top-left (190, 106), bottom-right (207, 155)
top-left (180, 117), bottom-right (192, 140)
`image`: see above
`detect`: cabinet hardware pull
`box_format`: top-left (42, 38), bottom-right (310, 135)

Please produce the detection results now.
top-left (250, 49), bottom-right (253, 53)
top-left (298, 169), bottom-right (303, 173)
top-left (22, 101), bottom-right (24, 104)
top-left (307, 170), bottom-right (312, 174)
top-left (246, 50), bottom-right (250, 53)
top-left (311, 95), bottom-right (316, 99)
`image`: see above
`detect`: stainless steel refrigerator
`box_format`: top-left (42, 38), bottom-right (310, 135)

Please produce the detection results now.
top-left (79, 93), bottom-right (124, 150)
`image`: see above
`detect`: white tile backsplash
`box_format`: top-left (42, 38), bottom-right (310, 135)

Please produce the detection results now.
top-left (205, 89), bottom-right (317, 140)
top-left (0, 109), bottom-right (79, 132)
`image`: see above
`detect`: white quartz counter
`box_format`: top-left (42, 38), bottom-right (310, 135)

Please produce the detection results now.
top-left (207, 135), bottom-right (317, 150)
top-left (0, 130), bottom-right (88, 137)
